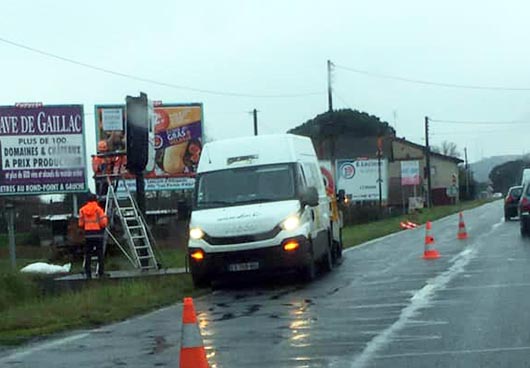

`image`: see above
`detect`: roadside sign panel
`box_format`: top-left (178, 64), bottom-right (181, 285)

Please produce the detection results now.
top-left (401, 160), bottom-right (420, 186)
top-left (95, 104), bottom-right (126, 153)
top-left (446, 185), bottom-right (458, 198)
top-left (94, 103), bottom-right (203, 191)
top-left (0, 104), bottom-right (87, 195)
top-left (101, 108), bottom-right (124, 131)
top-left (336, 159), bottom-right (388, 201)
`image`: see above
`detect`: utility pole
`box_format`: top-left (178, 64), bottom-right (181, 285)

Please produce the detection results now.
top-left (253, 108), bottom-right (258, 136)
top-left (327, 60), bottom-right (333, 112)
top-left (464, 147), bottom-right (470, 199)
top-left (377, 137), bottom-right (383, 214)
top-left (425, 116), bottom-right (432, 208)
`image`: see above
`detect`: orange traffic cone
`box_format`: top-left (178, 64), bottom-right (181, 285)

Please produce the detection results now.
top-left (423, 221), bottom-right (440, 259)
top-left (457, 212), bottom-right (468, 240)
top-left (407, 221), bottom-right (418, 229)
top-left (180, 297), bottom-right (210, 368)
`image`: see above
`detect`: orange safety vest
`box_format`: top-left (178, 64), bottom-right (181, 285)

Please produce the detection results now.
top-left (78, 201), bottom-right (108, 231)
top-left (92, 156), bottom-right (106, 175)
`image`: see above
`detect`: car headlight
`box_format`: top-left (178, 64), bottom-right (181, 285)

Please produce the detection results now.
top-left (189, 227), bottom-right (204, 240)
top-left (281, 215), bottom-right (300, 231)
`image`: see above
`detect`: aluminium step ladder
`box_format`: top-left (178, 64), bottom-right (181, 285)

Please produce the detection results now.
top-left (101, 174), bottom-right (159, 271)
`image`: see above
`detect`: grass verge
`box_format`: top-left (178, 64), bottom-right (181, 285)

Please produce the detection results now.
top-left (342, 199), bottom-right (494, 248)
top-left (0, 273), bottom-right (202, 346)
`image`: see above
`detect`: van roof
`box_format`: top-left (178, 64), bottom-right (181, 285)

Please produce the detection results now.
top-left (198, 134), bottom-right (316, 173)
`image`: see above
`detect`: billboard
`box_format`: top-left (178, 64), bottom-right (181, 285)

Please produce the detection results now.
top-left (95, 103), bottom-right (202, 191)
top-left (95, 104), bottom-right (126, 153)
top-left (401, 160), bottom-right (420, 186)
top-left (0, 104), bottom-right (87, 195)
top-left (336, 159), bottom-right (388, 201)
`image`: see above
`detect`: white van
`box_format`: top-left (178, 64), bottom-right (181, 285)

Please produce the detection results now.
top-left (187, 134), bottom-right (342, 286)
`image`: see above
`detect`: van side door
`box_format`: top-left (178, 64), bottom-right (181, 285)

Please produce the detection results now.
top-left (301, 162), bottom-right (330, 255)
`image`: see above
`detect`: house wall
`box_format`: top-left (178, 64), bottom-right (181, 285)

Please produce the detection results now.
top-left (389, 140), bottom-right (460, 206)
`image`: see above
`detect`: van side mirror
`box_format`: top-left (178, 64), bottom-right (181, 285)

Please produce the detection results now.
top-left (337, 189), bottom-right (345, 203)
top-left (301, 187), bottom-right (319, 207)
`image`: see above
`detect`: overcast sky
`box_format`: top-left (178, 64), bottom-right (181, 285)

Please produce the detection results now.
top-left (1, 0), bottom-right (530, 164)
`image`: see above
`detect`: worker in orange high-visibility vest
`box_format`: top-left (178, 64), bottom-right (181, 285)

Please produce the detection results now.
top-left (79, 194), bottom-right (108, 279)
top-left (92, 140), bottom-right (111, 197)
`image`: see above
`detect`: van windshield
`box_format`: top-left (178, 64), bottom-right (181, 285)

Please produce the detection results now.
top-left (195, 163), bottom-right (296, 209)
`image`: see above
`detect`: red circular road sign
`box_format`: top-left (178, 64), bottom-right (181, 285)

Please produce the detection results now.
top-left (339, 162), bottom-right (356, 179)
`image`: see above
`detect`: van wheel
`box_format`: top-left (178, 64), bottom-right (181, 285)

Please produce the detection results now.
top-left (300, 247), bottom-right (316, 282)
top-left (301, 260), bottom-right (316, 282)
top-left (191, 273), bottom-right (211, 288)
top-left (332, 229), bottom-right (343, 264)
top-left (322, 245), bottom-right (333, 273)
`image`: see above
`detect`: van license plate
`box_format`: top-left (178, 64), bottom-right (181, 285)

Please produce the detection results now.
top-left (228, 262), bottom-right (259, 272)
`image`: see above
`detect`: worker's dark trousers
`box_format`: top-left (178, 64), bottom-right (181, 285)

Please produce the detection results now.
top-left (84, 230), bottom-right (105, 279)
top-left (95, 177), bottom-right (109, 198)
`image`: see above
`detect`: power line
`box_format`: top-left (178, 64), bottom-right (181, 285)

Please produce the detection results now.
top-left (334, 63), bottom-right (530, 92)
top-left (432, 129), bottom-right (513, 136)
top-left (0, 36), bottom-right (323, 99)
top-left (430, 118), bottom-right (529, 125)
top-left (333, 90), bottom-right (353, 109)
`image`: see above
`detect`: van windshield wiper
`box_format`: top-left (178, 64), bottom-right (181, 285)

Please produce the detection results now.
top-left (234, 197), bottom-right (283, 205)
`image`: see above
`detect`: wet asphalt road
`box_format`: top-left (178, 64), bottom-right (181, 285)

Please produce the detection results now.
top-left (2, 200), bottom-right (530, 367)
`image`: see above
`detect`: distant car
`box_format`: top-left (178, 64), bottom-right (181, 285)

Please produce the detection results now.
top-left (493, 192), bottom-right (503, 199)
top-left (519, 183), bottom-right (530, 236)
top-left (504, 186), bottom-right (522, 221)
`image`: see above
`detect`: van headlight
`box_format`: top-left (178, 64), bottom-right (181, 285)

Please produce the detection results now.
top-left (189, 227), bottom-right (204, 240)
top-left (281, 215), bottom-right (300, 231)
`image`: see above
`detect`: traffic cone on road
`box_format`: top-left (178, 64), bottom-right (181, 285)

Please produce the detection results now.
top-left (407, 221), bottom-right (418, 229)
top-left (423, 221), bottom-right (440, 259)
top-left (457, 212), bottom-right (468, 240)
top-left (180, 297), bottom-right (210, 368)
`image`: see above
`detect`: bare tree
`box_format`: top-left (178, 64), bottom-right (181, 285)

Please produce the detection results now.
top-left (432, 141), bottom-right (460, 158)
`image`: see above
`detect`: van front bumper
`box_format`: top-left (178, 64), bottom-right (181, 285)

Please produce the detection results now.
top-left (188, 236), bottom-right (312, 279)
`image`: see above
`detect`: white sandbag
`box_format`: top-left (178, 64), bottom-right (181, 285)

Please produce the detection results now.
top-left (20, 262), bottom-right (71, 274)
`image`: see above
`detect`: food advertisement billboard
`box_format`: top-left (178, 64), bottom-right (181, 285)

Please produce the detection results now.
top-left (95, 103), bottom-right (202, 191)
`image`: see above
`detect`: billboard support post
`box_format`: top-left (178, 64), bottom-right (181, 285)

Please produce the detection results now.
top-left (136, 172), bottom-right (146, 214)
top-left (72, 194), bottom-right (78, 216)
top-left (6, 202), bottom-right (16, 269)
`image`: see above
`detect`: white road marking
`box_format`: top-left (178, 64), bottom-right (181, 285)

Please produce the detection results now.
top-left (350, 217), bottom-right (504, 368)
top-left (374, 345), bottom-right (530, 359)
top-left (391, 334), bottom-right (441, 342)
top-left (343, 230), bottom-right (404, 253)
top-left (0, 333), bottom-right (89, 363)
top-left (443, 282), bottom-right (530, 291)
top-left (0, 302), bottom-right (181, 362)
